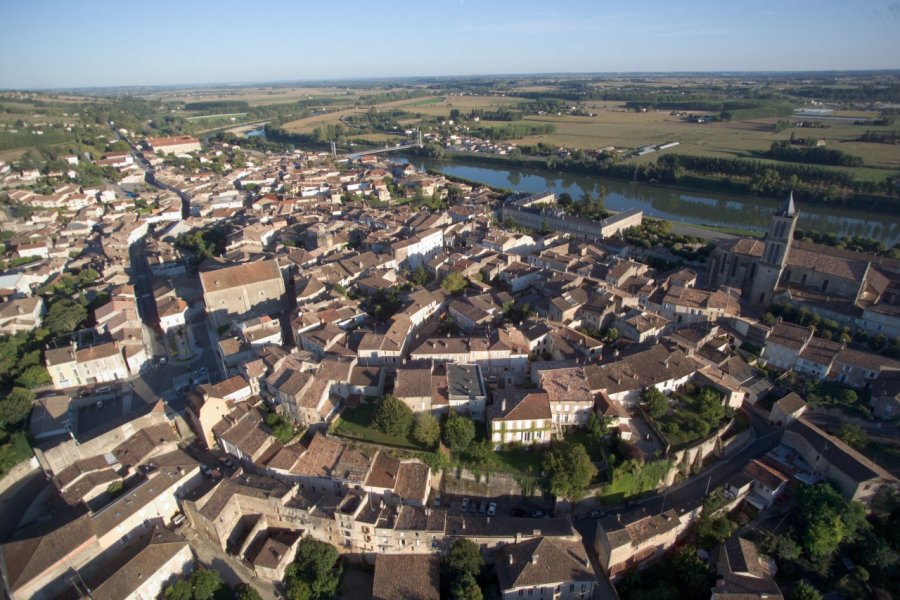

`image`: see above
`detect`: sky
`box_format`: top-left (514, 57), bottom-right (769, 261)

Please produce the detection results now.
top-left (0, 0), bottom-right (898, 89)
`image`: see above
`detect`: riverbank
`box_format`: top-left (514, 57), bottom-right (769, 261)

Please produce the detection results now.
top-left (432, 167), bottom-right (745, 242)
top-left (419, 148), bottom-right (897, 213)
top-left (406, 153), bottom-right (900, 244)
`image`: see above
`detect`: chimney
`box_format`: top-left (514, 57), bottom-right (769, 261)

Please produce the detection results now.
top-left (531, 553), bottom-right (538, 564)
top-left (15, 305), bottom-right (23, 314)
top-left (508, 553), bottom-right (514, 565)
top-left (501, 399), bottom-right (507, 412)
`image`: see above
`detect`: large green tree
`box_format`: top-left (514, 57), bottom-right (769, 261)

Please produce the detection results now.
top-left (796, 483), bottom-right (868, 560)
top-left (413, 412), bottom-right (441, 447)
top-left (790, 581), bottom-right (823, 600)
top-left (443, 414), bottom-right (476, 453)
top-left (644, 387), bottom-right (668, 418)
top-left (15, 365), bottom-right (50, 388)
top-left (450, 572), bottom-right (482, 600)
top-left (544, 442), bottom-right (598, 500)
top-left (236, 584), bottom-right (263, 600)
top-left (440, 272), bottom-right (468, 295)
top-left (670, 547), bottom-right (715, 600)
top-left (190, 568), bottom-right (225, 600)
top-left (285, 537), bottom-right (341, 600)
top-left (445, 538), bottom-right (483, 577)
top-left (374, 395), bottom-right (413, 439)
top-left (45, 299), bottom-right (87, 335)
top-left (0, 387), bottom-right (34, 427)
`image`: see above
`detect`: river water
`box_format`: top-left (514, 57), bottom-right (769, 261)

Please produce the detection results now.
top-left (405, 156), bottom-right (900, 244)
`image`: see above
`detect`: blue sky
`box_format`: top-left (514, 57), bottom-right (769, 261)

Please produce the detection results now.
top-left (1, 0), bottom-right (898, 89)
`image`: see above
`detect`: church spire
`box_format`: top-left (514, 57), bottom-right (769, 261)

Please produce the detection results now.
top-left (779, 191), bottom-right (797, 218)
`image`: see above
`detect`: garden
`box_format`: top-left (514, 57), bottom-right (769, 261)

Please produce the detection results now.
top-left (643, 385), bottom-right (731, 450)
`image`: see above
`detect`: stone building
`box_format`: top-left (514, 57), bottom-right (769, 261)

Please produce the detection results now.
top-left (200, 259), bottom-right (286, 328)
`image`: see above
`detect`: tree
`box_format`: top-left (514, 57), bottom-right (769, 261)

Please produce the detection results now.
top-left (697, 514), bottom-right (735, 546)
top-left (762, 531), bottom-right (801, 562)
top-left (0, 387), bottom-right (34, 427)
top-left (445, 538), bottom-right (483, 577)
top-left (286, 537), bottom-right (342, 599)
top-left (413, 412), bottom-right (441, 447)
top-left (45, 299), bottom-right (87, 335)
top-left (265, 412), bottom-right (295, 444)
top-left (697, 388), bottom-right (725, 427)
top-left (163, 579), bottom-right (192, 600)
top-left (450, 572), bottom-right (483, 600)
top-left (790, 581), bottom-right (823, 600)
top-left (443, 414), bottom-right (476, 453)
top-left (544, 442), bottom-right (598, 500)
top-left (190, 567), bottom-right (225, 600)
top-left (644, 388), bottom-right (668, 419)
top-left (796, 483), bottom-right (868, 560)
top-left (410, 266), bottom-right (429, 286)
top-left (441, 271), bottom-right (467, 295)
top-left (671, 547), bottom-right (714, 599)
top-left (15, 365), bottom-right (50, 388)
top-left (587, 412), bottom-right (610, 442)
top-left (284, 579), bottom-right (312, 600)
top-left (837, 423), bottom-right (868, 450)
top-left (236, 584), bottom-right (264, 600)
top-left (374, 395), bottom-right (413, 439)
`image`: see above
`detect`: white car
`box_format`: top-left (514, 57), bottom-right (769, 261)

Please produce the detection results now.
top-left (487, 502), bottom-right (497, 517)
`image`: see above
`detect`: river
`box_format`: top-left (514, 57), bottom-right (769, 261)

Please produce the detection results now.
top-left (404, 156), bottom-right (900, 244)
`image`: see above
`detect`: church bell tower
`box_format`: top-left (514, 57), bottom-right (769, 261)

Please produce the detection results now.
top-left (749, 192), bottom-right (797, 306)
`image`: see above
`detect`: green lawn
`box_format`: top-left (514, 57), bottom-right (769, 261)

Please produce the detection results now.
top-left (330, 402), bottom-right (426, 450)
top-left (494, 446), bottom-right (546, 477)
top-left (597, 458), bottom-right (673, 505)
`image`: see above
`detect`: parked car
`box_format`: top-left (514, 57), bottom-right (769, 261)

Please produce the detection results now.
top-left (478, 500), bottom-right (486, 514)
top-left (460, 497), bottom-right (469, 512)
top-left (434, 495), bottom-right (442, 507)
top-left (626, 499), bottom-right (638, 508)
top-left (487, 502), bottom-right (497, 517)
top-left (199, 464), bottom-right (212, 475)
top-left (531, 510), bottom-right (546, 518)
top-left (589, 509), bottom-right (605, 518)
top-left (469, 501), bottom-right (478, 514)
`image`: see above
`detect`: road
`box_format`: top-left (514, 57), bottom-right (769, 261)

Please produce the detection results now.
top-left (106, 123), bottom-right (223, 413)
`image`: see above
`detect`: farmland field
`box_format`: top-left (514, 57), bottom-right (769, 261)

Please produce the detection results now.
top-left (281, 95), bottom-right (438, 133)
top-left (508, 102), bottom-right (900, 172)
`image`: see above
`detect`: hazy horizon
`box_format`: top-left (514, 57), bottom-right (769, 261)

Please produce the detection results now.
top-left (1, 0), bottom-right (899, 89)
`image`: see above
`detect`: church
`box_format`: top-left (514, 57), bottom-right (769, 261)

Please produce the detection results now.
top-left (709, 193), bottom-right (900, 338)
